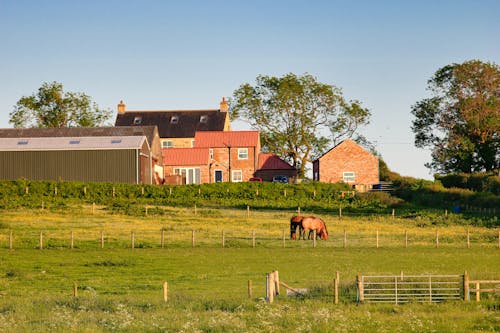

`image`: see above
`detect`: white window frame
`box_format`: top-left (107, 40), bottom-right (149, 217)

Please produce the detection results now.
top-left (174, 167), bottom-right (201, 184)
top-left (162, 140), bottom-right (173, 148)
top-left (343, 171), bottom-right (355, 183)
top-left (232, 170), bottom-right (243, 182)
top-left (238, 148), bottom-right (248, 160)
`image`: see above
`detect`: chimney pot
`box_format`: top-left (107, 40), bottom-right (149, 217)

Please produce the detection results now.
top-left (117, 100), bottom-right (126, 114)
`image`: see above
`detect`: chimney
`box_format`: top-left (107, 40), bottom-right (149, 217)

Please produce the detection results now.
top-left (219, 97), bottom-right (228, 112)
top-left (117, 100), bottom-right (126, 114)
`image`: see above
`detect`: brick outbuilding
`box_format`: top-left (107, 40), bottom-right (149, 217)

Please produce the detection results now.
top-left (312, 139), bottom-right (379, 190)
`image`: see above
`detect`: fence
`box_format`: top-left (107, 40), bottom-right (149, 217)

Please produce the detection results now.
top-left (3, 227), bottom-right (500, 250)
top-left (357, 273), bottom-right (464, 304)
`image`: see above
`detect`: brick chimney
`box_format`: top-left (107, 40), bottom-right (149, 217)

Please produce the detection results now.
top-left (219, 97), bottom-right (228, 112)
top-left (117, 100), bottom-right (126, 114)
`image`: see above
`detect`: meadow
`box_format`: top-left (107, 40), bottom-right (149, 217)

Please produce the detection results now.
top-left (0, 206), bottom-right (499, 332)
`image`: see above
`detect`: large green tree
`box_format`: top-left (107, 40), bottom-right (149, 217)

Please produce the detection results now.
top-left (231, 73), bottom-right (370, 177)
top-left (411, 60), bottom-right (500, 174)
top-left (10, 81), bottom-right (112, 128)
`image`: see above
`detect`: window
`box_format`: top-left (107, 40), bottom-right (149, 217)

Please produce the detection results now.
top-left (162, 140), bottom-right (173, 148)
top-left (69, 140), bottom-right (80, 145)
top-left (238, 148), bottom-right (248, 160)
top-left (111, 139), bottom-right (122, 144)
top-left (174, 167), bottom-right (201, 184)
top-left (209, 149), bottom-right (214, 160)
top-left (133, 116), bottom-right (142, 125)
top-left (191, 140), bottom-right (195, 148)
top-left (343, 171), bottom-right (355, 183)
top-left (17, 140), bottom-right (28, 145)
top-left (170, 116), bottom-right (179, 124)
top-left (232, 170), bottom-right (243, 182)
top-left (200, 115), bottom-right (208, 123)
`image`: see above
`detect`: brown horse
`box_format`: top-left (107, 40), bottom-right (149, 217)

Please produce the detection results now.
top-left (290, 215), bottom-right (303, 240)
top-left (300, 216), bottom-right (328, 240)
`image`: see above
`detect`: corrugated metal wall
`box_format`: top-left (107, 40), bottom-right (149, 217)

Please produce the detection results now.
top-left (0, 150), bottom-right (140, 183)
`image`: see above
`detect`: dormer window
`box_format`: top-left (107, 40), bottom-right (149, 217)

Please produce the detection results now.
top-left (133, 116), bottom-right (142, 125)
top-left (170, 116), bottom-right (179, 124)
top-left (69, 140), bottom-right (80, 145)
top-left (200, 115), bottom-right (208, 123)
top-left (17, 140), bottom-right (28, 145)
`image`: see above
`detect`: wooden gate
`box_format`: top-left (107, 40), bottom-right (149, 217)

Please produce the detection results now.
top-left (357, 273), bottom-right (463, 304)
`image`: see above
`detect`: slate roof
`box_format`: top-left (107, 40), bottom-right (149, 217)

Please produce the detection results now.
top-left (162, 148), bottom-right (209, 166)
top-left (194, 131), bottom-right (259, 148)
top-left (115, 110), bottom-right (228, 138)
top-left (258, 153), bottom-right (295, 170)
top-left (0, 136), bottom-right (146, 151)
top-left (0, 126), bottom-right (158, 147)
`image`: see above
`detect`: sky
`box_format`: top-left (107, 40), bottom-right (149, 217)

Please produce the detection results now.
top-left (1, 0), bottom-right (499, 180)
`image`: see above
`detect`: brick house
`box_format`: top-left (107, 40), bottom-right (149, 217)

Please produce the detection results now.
top-left (191, 131), bottom-right (260, 183)
top-left (114, 98), bottom-right (231, 149)
top-left (312, 139), bottom-right (379, 190)
top-left (162, 148), bottom-right (210, 184)
top-left (254, 153), bottom-right (298, 182)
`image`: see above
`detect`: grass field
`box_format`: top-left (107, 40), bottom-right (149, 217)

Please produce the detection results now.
top-left (0, 207), bottom-right (499, 332)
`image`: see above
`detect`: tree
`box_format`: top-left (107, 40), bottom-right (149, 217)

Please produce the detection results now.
top-left (10, 81), bottom-right (112, 128)
top-left (231, 73), bottom-right (370, 177)
top-left (411, 60), bottom-right (500, 174)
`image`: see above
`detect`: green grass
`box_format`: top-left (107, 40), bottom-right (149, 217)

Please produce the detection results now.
top-left (0, 207), bottom-right (499, 332)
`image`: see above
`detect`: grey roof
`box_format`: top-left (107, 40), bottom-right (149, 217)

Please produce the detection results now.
top-left (0, 136), bottom-right (146, 151)
top-left (115, 110), bottom-right (228, 138)
top-left (0, 126), bottom-right (158, 146)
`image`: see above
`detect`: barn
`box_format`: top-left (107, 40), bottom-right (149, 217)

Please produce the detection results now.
top-left (0, 136), bottom-right (153, 184)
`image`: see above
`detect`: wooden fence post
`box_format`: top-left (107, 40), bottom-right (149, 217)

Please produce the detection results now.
top-left (163, 282), bottom-right (168, 302)
top-left (476, 282), bottom-right (480, 302)
top-left (145, 206), bottom-right (148, 216)
top-left (357, 275), bottom-right (364, 303)
top-left (54, 186), bottom-right (58, 196)
top-left (273, 271), bottom-right (280, 296)
top-left (222, 230), bottom-right (225, 248)
top-left (284, 189), bottom-right (286, 197)
top-left (141, 187), bottom-right (144, 195)
top-left (70, 231), bottom-right (74, 250)
top-left (339, 206), bottom-right (342, 219)
top-left (334, 271), bottom-right (339, 305)
top-left (498, 230), bottom-right (500, 249)
top-left (392, 208), bottom-right (395, 219)
top-left (297, 206), bottom-right (301, 215)
top-left (92, 202), bottom-right (95, 214)
top-left (39, 231), bottom-right (43, 250)
top-left (194, 204), bottom-right (197, 216)
top-left (73, 281), bottom-right (78, 298)
top-left (25, 186), bottom-right (29, 194)
top-left (112, 187), bottom-right (115, 197)
top-left (252, 230), bottom-right (255, 248)
top-left (41, 201), bottom-right (44, 210)
top-left (467, 229), bottom-right (470, 248)
top-left (282, 229), bottom-right (286, 248)
top-left (9, 231), bottom-right (13, 250)
top-left (169, 187), bottom-right (172, 196)
top-left (83, 186), bottom-right (87, 196)
top-left (376, 229), bottom-right (379, 248)
top-left (313, 230), bottom-right (317, 248)
top-left (161, 229), bottom-right (165, 248)
top-left (436, 229), bottom-right (439, 248)
top-left (313, 190), bottom-right (316, 198)
top-left (248, 280), bottom-right (253, 299)
top-left (463, 271), bottom-right (469, 301)
top-left (101, 231), bottom-right (104, 249)
top-left (191, 230), bottom-right (195, 247)
top-left (445, 209), bottom-right (448, 217)
top-left (405, 230), bottom-right (408, 248)
top-left (246, 205), bottom-right (250, 219)
top-left (131, 231), bottom-right (135, 250)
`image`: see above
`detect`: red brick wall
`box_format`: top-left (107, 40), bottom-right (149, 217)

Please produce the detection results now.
top-left (316, 140), bottom-right (379, 186)
top-left (209, 146), bottom-right (258, 182)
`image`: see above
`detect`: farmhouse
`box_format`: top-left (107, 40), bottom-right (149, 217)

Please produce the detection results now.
top-left (0, 136), bottom-right (153, 184)
top-left (114, 98), bottom-right (231, 149)
top-left (312, 139), bottom-right (379, 191)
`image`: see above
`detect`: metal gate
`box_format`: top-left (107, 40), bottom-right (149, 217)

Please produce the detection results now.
top-left (357, 274), bottom-right (463, 304)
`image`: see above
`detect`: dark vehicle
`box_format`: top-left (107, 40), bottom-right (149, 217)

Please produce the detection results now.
top-left (249, 177), bottom-right (263, 182)
top-left (272, 175), bottom-right (288, 183)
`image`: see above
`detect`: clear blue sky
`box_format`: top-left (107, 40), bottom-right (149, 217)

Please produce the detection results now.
top-left (1, 0), bottom-right (499, 179)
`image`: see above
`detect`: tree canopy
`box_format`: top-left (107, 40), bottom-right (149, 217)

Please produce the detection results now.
top-left (230, 73), bottom-right (370, 177)
top-left (411, 60), bottom-right (500, 174)
top-left (10, 81), bottom-right (112, 128)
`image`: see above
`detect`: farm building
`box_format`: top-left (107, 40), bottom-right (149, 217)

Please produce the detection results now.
top-left (312, 139), bottom-right (379, 191)
top-left (254, 153), bottom-right (298, 182)
top-left (0, 136), bottom-right (153, 184)
top-left (162, 148), bottom-right (210, 184)
top-left (114, 98), bottom-right (231, 149)
top-left (0, 126), bottom-right (164, 184)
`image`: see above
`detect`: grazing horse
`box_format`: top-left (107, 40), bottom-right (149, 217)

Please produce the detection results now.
top-left (300, 216), bottom-right (328, 240)
top-left (290, 215), bottom-right (303, 240)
